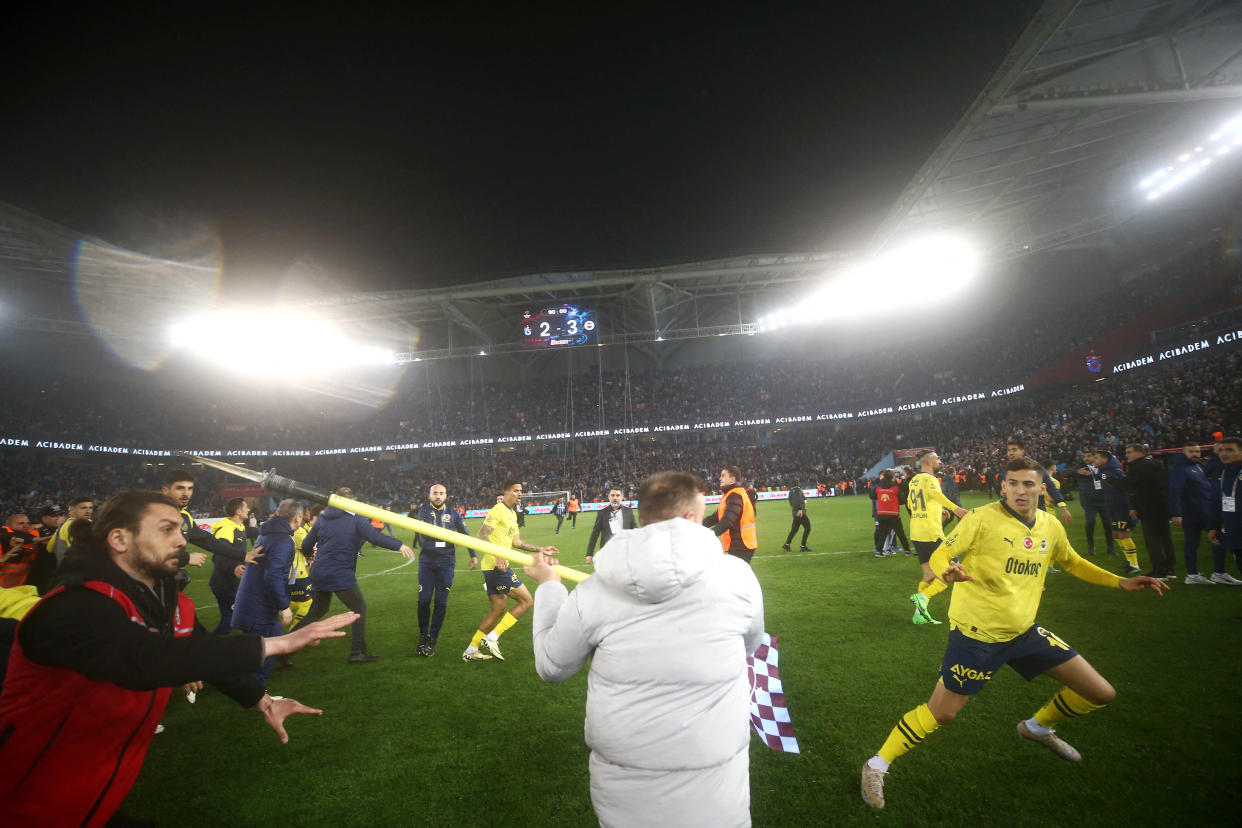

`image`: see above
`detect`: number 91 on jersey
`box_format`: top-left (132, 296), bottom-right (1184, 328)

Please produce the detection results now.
top-left (521, 305), bottom-right (597, 348)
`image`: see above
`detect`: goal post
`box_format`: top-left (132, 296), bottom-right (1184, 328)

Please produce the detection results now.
top-left (523, 490), bottom-right (570, 511)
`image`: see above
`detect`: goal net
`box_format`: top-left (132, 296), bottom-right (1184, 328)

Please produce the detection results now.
top-left (523, 490), bottom-right (571, 507)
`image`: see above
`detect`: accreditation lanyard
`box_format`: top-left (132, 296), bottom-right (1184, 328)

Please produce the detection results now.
top-left (1224, 469), bottom-right (1239, 514)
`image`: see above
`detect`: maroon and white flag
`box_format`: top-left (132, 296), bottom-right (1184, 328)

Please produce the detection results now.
top-left (747, 632), bottom-right (800, 753)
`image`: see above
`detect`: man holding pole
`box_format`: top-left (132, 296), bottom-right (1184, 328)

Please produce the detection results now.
top-left (461, 480), bottom-right (557, 663)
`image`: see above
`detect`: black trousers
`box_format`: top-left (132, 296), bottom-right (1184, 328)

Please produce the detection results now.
top-left (1139, 515), bottom-right (1177, 575)
top-left (291, 585), bottom-right (368, 655)
top-left (874, 515), bottom-right (909, 551)
top-left (785, 514), bottom-right (811, 546)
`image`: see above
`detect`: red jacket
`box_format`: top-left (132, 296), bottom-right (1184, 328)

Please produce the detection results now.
top-left (0, 582), bottom-right (194, 827)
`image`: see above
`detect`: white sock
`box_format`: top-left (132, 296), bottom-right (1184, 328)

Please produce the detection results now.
top-left (1023, 717), bottom-right (1052, 736)
top-left (866, 755), bottom-right (889, 772)
top-left (464, 645), bottom-right (478, 654)
top-left (485, 631), bottom-right (499, 642)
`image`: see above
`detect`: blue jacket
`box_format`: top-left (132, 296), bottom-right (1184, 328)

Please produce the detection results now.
top-left (413, 504), bottom-right (472, 560)
top-left (1097, 455), bottom-right (1131, 513)
top-left (232, 516), bottom-right (295, 628)
top-left (1075, 465), bottom-right (1104, 501)
top-left (300, 506), bottom-right (403, 592)
top-left (1212, 462), bottom-right (1242, 540)
top-left (1168, 452), bottom-right (1214, 524)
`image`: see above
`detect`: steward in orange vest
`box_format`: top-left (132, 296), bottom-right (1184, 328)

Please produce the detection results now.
top-left (703, 466), bottom-right (758, 564)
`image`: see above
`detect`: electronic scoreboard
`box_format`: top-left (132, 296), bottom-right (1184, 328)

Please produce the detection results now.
top-left (521, 305), bottom-right (597, 348)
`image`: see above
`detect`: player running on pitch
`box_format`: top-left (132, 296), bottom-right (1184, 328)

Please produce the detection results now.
top-left (861, 457), bottom-right (1167, 809)
top-left (906, 451), bottom-right (967, 625)
top-left (461, 480), bottom-right (557, 663)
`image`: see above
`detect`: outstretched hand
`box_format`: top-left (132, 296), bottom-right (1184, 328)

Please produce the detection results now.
top-left (262, 612), bottom-right (358, 658)
top-left (245, 545), bottom-right (265, 565)
top-left (399, 544), bottom-right (416, 560)
top-left (1119, 575), bottom-right (1169, 595)
top-left (258, 694), bottom-right (323, 744)
top-left (526, 550), bottom-right (561, 585)
top-left (940, 562), bottom-right (973, 584)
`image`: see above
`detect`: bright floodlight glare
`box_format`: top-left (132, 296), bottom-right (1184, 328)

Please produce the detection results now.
top-left (168, 309), bottom-right (399, 369)
top-left (1139, 109), bottom-right (1242, 201)
top-left (856, 236), bottom-right (979, 295)
top-left (757, 236), bottom-right (979, 327)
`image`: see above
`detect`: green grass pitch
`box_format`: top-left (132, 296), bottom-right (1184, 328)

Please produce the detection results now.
top-left (129, 494), bottom-right (1239, 826)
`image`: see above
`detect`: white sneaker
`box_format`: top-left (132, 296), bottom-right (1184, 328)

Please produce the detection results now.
top-left (1210, 572), bottom-right (1242, 585)
top-left (154, 723), bottom-right (166, 735)
top-left (1184, 573), bottom-right (1213, 585)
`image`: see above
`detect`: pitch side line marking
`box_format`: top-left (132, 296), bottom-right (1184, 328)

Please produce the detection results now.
top-left (193, 548), bottom-right (874, 612)
top-left (192, 552), bottom-right (417, 615)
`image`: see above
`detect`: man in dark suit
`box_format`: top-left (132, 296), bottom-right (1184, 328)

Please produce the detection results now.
top-left (585, 488), bottom-right (637, 564)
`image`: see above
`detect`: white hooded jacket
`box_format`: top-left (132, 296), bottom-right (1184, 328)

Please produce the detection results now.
top-left (532, 517), bottom-right (765, 771)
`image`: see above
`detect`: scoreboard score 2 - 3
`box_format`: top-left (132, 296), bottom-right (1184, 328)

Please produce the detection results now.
top-left (521, 305), bottom-right (597, 348)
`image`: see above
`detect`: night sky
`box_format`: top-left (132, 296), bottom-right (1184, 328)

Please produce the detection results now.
top-left (3, 4), bottom-right (1040, 293)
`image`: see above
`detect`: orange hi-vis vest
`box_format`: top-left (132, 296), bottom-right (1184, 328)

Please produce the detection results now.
top-left (717, 486), bottom-right (757, 552)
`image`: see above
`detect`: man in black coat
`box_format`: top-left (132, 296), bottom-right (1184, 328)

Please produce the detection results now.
top-left (1109, 444), bottom-right (1177, 579)
top-left (585, 488), bottom-right (637, 564)
top-left (782, 483), bottom-right (812, 552)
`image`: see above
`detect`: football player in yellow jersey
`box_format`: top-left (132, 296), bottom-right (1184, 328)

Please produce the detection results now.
top-left (287, 504), bottom-right (322, 628)
top-left (47, 497), bottom-right (94, 565)
top-left (1007, 439), bottom-right (1074, 524)
top-left (906, 451), bottom-right (967, 625)
top-left (461, 480), bottom-right (558, 662)
top-left (861, 457), bottom-right (1167, 810)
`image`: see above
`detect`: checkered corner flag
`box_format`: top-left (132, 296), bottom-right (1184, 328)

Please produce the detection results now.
top-left (748, 632), bottom-right (800, 753)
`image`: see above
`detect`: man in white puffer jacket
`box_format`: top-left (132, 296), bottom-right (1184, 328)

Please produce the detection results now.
top-left (528, 471), bottom-right (765, 827)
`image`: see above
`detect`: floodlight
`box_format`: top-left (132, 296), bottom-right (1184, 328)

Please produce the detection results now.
top-left (1138, 108), bottom-right (1242, 201)
top-left (758, 235), bottom-right (982, 327)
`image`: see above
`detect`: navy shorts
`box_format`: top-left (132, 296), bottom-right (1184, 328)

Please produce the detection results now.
top-left (940, 624), bottom-right (1078, 696)
top-left (913, 540), bottom-right (941, 564)
top-left (483, 567), bottom-right (524, 595)
top-left (1108, 517), bottom-right (1134, 533)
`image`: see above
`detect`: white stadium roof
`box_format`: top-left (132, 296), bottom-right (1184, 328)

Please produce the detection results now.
top-left (3, 0), bottom-right (1241, 367)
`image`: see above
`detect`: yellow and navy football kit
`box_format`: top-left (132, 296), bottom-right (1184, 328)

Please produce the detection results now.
top-left (907, 473), bottom-right (960, 563)
top-left (481, 502), bottom-right (523, 595)
top-left (871, 501), bottom-right (1125, 771)
top-left (929, 501), bottom-right (1121, 692)
top-left (288, 524), bottom-right (313, 625)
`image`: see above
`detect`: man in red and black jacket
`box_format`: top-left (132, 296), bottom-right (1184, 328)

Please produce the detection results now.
top-left (0, 491), bottom-right (355, 827)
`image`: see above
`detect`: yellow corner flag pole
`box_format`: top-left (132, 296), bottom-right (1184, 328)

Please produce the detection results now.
top-left (178, 453), bottom-right (588, 584)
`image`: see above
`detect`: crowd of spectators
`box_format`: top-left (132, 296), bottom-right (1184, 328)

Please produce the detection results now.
top-left (6, 237), bottom-right (1238, 457)
top-left (4, 339), bottom-right (1237, 519)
